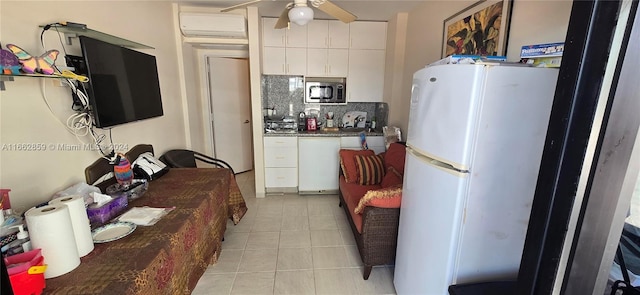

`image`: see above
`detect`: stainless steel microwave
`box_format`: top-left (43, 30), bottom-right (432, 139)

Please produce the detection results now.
top-left (304, 77), bottom-right (347, 104)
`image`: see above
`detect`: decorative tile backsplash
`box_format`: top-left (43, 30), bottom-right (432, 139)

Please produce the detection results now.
top-left (261, 75), bottom-right (388, 127)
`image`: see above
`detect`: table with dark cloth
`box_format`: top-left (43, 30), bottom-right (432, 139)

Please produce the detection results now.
top-left (44, 168), bottom-right (248, 294)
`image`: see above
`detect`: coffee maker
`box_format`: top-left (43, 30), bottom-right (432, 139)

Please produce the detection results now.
top-left (298, 112), bottom-right (306, 131)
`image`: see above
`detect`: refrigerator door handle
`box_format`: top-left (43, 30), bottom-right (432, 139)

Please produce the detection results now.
top-left (407, 148), bottom-right (469, 176)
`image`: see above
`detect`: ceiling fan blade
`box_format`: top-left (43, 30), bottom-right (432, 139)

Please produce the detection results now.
top-left (221, 0), bottom-right (262, 12)
top-left (313, 0), bottom-right (357, 23)
top-left (274, 4), bottom-right (292, 29)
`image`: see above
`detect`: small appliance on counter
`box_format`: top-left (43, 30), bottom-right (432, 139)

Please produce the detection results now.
top-left (306, 117), bottom-right (317, 131)
top-left (298, 112), bottom-right (307, 131)
top-left (342, 111), bottom-right (367, 128)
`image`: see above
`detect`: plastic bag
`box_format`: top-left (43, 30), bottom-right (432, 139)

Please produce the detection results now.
top-left (51, 182), bottom-right (100, 206)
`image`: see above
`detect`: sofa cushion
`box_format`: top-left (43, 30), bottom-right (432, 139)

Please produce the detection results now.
top-left (384, 143), bottom-right (406, 175)
top-left (340, 175), bottom-right (381, 233)
top-left (380, 166), bottom-right (403, 188)
top-left (354, 185), bottom-right (403, 214)
top-left (354, 154), bottom-right (385, 185)
top-left (339, 149), bottom-right (375, 183)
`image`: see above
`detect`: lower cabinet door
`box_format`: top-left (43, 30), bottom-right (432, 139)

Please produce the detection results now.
top-left (265, 168), bottom-right (298, 188)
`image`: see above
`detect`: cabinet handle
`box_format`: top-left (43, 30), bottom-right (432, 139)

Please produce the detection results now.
top-left (282, 64), bottom-right (285, 73)
top-left (329, 37), bottom-right (332, 47)
top-left (326, 37), bottom-right (329, 47)
top-left (287, 64), bottom-right (290, 73)
top-left (328, 65), bottom-right (331, 74)
top-left (277, 177), bottom-right (285, 180)
top-left (283, 35), bottom-right (286, 46)
top-left (276, 156), bottom-right (285, 159)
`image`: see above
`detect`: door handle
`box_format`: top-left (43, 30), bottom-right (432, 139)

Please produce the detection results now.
top-left (244, 120), bottom-right (250, 124)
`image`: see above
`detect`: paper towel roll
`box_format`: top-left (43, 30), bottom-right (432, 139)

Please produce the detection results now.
top-left (50, 195), bottom-right (94, 257)
top-left (25, 204), bottom-right (80, 278)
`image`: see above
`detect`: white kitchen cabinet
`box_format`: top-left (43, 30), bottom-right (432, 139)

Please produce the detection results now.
top-left (307, 20), bottom-right (350, 49)
top-left (286, 23), bottom-right (308, 47)
top-left (306, 48), bottom-right (348, 77)
top-left (262, 18), bottom-right (286, 47)
top-left (347, 49), bottom-right (385, 102)
top-left (265, 168), bottom-right (298, 188)
top-left (264, 137), bottom-right (298, 189)
top-left (262, 18), bottom-right (307, 47)
top-left (340, 136), bottom-right (386, 154)
top-left (298, 137), bottom-right (341, 193)
top-left (286, 47), bottom-right (307, 75)
top-left (262, 47), bottom-right (307, 75)
top-left (262, 47), bottom-right (286, 74)
top-left (350, 21), bottom-right (387, 50)
top-left (328, 21), bottom-right (350, 48)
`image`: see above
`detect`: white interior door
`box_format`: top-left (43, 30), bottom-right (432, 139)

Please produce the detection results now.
top-left (208, 57), bottom-right (253, 173)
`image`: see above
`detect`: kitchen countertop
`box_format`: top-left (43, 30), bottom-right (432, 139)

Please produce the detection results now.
top-left (264, 129), bottom-right (384, 137)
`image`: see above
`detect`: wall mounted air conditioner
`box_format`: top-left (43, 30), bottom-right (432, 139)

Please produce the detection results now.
top-left (179, 12), bottom-right (247, 38)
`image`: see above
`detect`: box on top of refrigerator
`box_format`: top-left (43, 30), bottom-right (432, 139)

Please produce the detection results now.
top-left (520, 42), bottom-right (564, 68)
top-left (520, 42), bottom-right (564, 58)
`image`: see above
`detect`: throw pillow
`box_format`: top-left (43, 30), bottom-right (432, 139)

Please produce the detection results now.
top-left (380, 166), bottom-right (403, 188)
top-left (354, 184), bottom-right (403, 214)
top-left (339, 149), bottom-right (375, 183)
top-left (384, 143), bottom-right (406, 176)
top-left (354, 154), bottom-right (385, 185)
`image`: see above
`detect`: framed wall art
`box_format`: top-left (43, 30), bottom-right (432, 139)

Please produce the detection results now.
top-left (442, 0), bottom-right (513, 58)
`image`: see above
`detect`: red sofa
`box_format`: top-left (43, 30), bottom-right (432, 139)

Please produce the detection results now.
top-left (338, 142), bottom-right (406, 279)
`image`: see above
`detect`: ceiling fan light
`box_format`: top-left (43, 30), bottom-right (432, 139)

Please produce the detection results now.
top-left (288, 6), bottom-right (314, 26)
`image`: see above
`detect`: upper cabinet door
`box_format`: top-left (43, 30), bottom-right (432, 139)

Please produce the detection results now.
top-left (263, 18), bottom-right (286, 47)
top-left (286, 24), bottom-right (308, 48)
top-left (286, 47), bottom-right (307, 75)
top-left (262, 47), bottom-right (286, 75)
top-left (350, 21), bottom-right (387, 50)
top-left (307, 48), bottom-right (329, 76)
top-left (327, 49), bottom-right (349, 77)
top-left (328, 20), bottom-right (350, 49)
top-left (307, 20), bottom-right (329, 48)
top-left (348, 49), bottom-right (385, 102)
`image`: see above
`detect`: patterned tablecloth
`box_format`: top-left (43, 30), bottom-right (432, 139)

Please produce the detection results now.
top-left (44, 168), bottom-right (248, 294)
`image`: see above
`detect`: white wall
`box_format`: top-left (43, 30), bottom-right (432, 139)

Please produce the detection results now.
top-left (506, 0), bottom-right (573, 62)
top-left (390, 0), bottom-right (573, 135)
top-left (0, 1), bottom-right (187, 212)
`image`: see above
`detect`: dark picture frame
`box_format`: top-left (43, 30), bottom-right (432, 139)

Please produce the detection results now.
top-left (442, 0), bottom-right (513, 58)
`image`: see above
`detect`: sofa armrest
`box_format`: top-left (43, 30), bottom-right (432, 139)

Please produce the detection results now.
top-left (360, 206), bottom-right (401, 258)
top-left (354, 186), bottom-right (402, 214)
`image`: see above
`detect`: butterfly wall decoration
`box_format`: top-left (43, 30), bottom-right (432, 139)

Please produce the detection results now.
top-left (6, 44), bottom-right (59, 75)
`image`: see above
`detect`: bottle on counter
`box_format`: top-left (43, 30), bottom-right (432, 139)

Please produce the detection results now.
top-left (1, 224), bottom-right (31, 256)
top-left (371, 116), bottom-right (377, 130)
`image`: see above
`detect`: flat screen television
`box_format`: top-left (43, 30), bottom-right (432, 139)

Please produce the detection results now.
top-left (79, 36), bottom-right (163, 128)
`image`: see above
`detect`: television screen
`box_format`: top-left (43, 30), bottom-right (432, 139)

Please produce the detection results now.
top-left (79, 36), bottom-right (163, 128)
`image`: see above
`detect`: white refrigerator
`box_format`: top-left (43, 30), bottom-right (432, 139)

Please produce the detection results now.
top-left (394, 64), bottom-right (559, 295)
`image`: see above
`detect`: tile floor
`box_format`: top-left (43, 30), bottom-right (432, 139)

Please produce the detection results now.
top-left (192, 170), bottom-right (397, 295)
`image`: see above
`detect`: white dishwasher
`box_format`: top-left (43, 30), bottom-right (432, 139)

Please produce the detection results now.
top-left (298, 137), bottom-right (341, 193)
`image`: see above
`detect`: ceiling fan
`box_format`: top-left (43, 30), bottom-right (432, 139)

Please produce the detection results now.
top-left (221, 0), bottom-right (357, 29)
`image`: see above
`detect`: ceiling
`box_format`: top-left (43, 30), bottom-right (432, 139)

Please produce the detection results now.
top-left (181, 0), bottom-right (429, 21)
